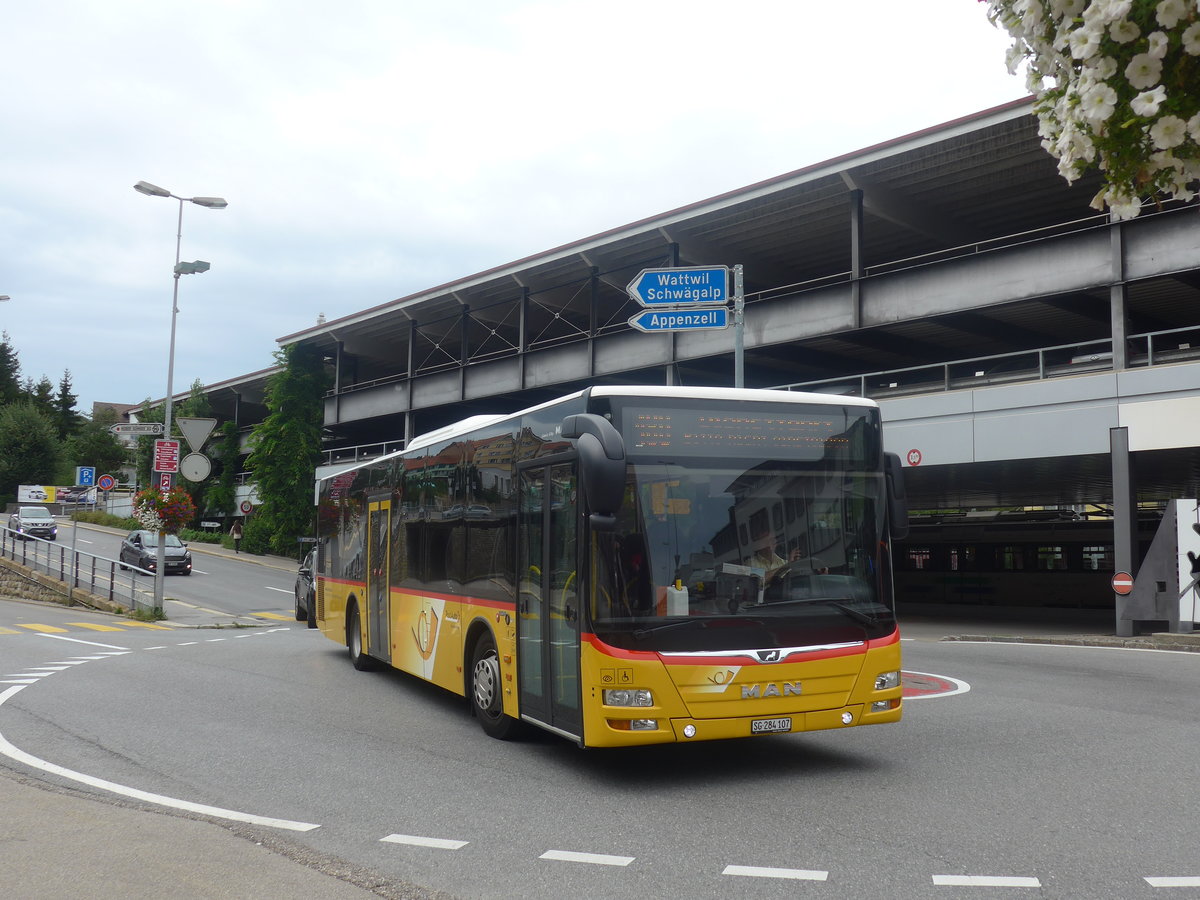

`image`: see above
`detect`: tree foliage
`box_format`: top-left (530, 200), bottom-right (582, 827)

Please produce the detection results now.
top-left (245, 344), bottom-right (330, 556)
top-left (0, 404), bottom-right (63, 496)
top-left (205, 420), bottom-right (241, 516)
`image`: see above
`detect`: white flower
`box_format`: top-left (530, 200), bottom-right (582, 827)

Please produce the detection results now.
top-left (1087, 56), bottom-right (1119, 79)
top-left (1069, 24), bottom-right (1103, 58)
top-left (1156, 0), bottom-right (1187, 28)
top-left (1080, 82), bottom-right (1119, 120)
top-left (1125, 52), bottom-right (1163, 88)
top-left (1147, 31), bottom-right (1170, 58)
top-left (1188, 113), bottom-right (1200, 142)
top-left (1131, 85), bottom-right (1167, 115)
top-left (1093, 0), bottom-right (1132, 20)
top-left (1150, 115), bottom-right (1188, 148)
top-left (1109, 194), bottom-right (1145, 220)
top-left (1183, 21), bottom-right (1200, 54)
top-left (1110, 18), bottom-right (1140, 42)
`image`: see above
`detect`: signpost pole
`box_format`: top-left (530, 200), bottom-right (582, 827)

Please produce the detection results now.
top-left (733, 264), bottom-right (745, 389)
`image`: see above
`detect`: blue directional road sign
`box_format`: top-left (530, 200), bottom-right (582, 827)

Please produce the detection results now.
top-left (627, 266), bottom-right (729, 306)
top-left (75, 466), bottom-right (96, 487)
top-left (628, 307), bottom-right (729, 333)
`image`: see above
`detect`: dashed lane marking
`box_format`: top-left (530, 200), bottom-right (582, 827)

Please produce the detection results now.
top-left (1146, 877), bottom-right (1200, 887)
top-left (381, 834), bottom-right (469, 850)
top-left (16, 624), bottom-right (69, 634)
top-left (723, 865), bottom-right (829, 881)
top-left (539, 850), bottom-right (635, 867)
top-left (932, 875), bottom-right (1041, 887)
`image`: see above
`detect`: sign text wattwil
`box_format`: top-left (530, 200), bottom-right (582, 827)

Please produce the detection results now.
top-left (626, 266), bottom-right (729, 306)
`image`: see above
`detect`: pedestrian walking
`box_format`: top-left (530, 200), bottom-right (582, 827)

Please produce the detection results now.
top-left (230, 519), bottom-right (243, 554)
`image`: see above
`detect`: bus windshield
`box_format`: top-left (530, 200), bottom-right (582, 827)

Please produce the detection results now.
top-left (589, 401), bottom-right (894, 650)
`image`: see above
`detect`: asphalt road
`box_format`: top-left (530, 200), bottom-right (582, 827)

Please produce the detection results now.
top-left (58, 520), bottom-right (304, 624)
top-left (2, 591), bottom-right (1198, 899)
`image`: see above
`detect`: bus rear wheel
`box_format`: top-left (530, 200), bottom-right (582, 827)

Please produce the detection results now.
top-left (471, 634), bottom-right (521, 740)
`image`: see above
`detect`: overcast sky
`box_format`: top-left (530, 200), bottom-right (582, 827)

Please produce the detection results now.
top-left (0, 1), bottom-right (1025, 414)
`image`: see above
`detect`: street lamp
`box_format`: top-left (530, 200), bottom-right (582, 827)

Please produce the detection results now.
top-left (134, 181), bottom-right (227, 614)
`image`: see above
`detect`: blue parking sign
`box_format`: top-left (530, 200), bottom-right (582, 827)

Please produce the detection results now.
top-left (75, 466), bottom-right (96, 487)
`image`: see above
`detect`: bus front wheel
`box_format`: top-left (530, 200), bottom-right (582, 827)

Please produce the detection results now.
top-left (470, 634), bottom-right (521, 740)
top-left (347, 604), bottom-right (375, 671)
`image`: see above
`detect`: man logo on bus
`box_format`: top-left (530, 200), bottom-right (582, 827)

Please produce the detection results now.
top-left (413, 607), bottom-right (440, 661)
top-left (742, 681), bottom-right (803, 699)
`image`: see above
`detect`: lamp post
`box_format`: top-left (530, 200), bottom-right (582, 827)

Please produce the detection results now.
top-left (133, 181), bottom-right (227, 613)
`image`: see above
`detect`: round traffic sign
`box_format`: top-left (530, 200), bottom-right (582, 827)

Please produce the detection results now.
top-left (907, 448), bottom-right (923, 466)
top-left (240, 500), bottom-right (253, 514)
top-left (97, 474), bottom-right (116, 491)
top-left (1111, 571), bottom-right (1134, 595)
top-left (180, 453), bottom-right (212, 482)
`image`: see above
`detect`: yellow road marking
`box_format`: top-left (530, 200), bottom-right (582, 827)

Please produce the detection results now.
top-left (66, 622), bottom-right (126, 632)
top-left (0, 627), bottom-right (21, 634)
top-left (16, 624), bottom-right (68, 634)
top-left (120, 621), bottom-right (171, 630)
top-left (254, 612), bottom-right (292, 621)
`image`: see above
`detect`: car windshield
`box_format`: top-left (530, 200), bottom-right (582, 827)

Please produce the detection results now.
top-left (141, 534), bottom-right (185, 549)
top-left (20, 509), bottom-right (53, 520)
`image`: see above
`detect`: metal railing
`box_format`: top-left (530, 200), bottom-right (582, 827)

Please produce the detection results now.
top-left (1, 526), bottom-right (156, 614)
top-left (773, 325), bottom-right (1200, 400)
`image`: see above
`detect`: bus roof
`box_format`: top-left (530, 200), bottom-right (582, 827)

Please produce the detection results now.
top-left (320, 384), bottom-right (877, 481)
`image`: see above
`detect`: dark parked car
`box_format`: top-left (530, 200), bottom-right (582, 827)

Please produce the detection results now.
top-left (119, 530), bottom-right (192, 575)
top-left (294, 549), bottom-right (316, 627)
top-left (8, 506), bottom-right (57, 541)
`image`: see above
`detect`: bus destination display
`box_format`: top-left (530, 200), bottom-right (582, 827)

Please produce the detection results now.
top-left (625, 406), bottom-right (853, 459)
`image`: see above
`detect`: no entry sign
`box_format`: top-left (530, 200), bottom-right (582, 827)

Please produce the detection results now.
top-left (1111, 571), bottom-right (1134, 595)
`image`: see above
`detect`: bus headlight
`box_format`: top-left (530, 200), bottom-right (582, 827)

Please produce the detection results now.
top-left (603, 688), bottom-right (653, 707)
top-left (874, 670), bottom-right (900, 691)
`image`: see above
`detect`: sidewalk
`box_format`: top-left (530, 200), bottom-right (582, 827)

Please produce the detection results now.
top-left (0, 770), bottom-right (421, 900)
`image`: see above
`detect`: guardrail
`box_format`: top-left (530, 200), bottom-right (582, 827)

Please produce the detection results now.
top-left (0, 526), bottom-right (156, 614)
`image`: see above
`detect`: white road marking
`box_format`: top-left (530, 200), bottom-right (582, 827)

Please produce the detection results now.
top-left (265, 586), bottom-right (292, 594)
top-left (380, 833), bottom-right (468, 850)
top-left (540, 850), bottom-right (634, 867)
top-left (723, 865), bottom-right (829, 881)
top-left (35, 634), bottom-right (129, 651)
top-left (1146, 876), bottom-right (1200, 887)
top-left (932, 875), bottom-right (1041, 887)
top-left (0, 682), bottom-right (321, 832)
top-left (0, 679), bottom-right (39, 685)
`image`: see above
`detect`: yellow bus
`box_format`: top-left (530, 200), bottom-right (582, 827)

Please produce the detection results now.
top-left (313, 385), bottom-right (908, 747)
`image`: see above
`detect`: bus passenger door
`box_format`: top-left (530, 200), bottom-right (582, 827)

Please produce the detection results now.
top-left (366, 499), bottom-right (391, 664)
top-left (517, 462), bottom-right (581, 739)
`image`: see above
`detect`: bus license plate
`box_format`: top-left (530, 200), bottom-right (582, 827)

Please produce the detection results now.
top-left (751, 717), bottom-right (792, 734)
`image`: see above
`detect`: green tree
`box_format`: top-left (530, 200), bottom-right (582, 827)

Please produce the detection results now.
top-left (245, 344), bottom-right (330, 557)
top-left (206, 420), bottom-right (241, 516)
top-left (64, 410), bottom-right (128, 479)
top-left (25, 375), bottom-right (55, 417)
top-left (0, 332), bottom-right (21, 406)
top-left (53, 370), bottom-right (81, 440)
top-left (0, 404), bottom-right (62, 498)
top-left (133, 400), bottom-right (164, 490)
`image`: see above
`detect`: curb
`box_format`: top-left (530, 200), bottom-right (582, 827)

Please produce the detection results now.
top-left (942, 633), bottom-right (1200, 653)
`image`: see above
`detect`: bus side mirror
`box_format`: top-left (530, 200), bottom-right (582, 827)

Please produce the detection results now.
top-left (884, 451), bottom-right (910, 541)
top-left (561, 413), bottom-right (626, 531)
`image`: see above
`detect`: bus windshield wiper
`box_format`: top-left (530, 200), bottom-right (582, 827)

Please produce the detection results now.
top-left (737, 595), bottom-right (880, 625)
top-left (631, 618), bottom-right (711, 639)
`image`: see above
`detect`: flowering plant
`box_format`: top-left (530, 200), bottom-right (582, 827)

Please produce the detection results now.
top-left (985, 0), bottom-right (1200, 218)
top-left (133, 487), bottom-right (197, 534)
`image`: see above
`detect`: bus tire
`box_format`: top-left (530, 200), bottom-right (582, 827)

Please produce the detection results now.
top-left (347, 604), bottom-right (375, 671)
top-left (470, 633), bottom-right (521, 740)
